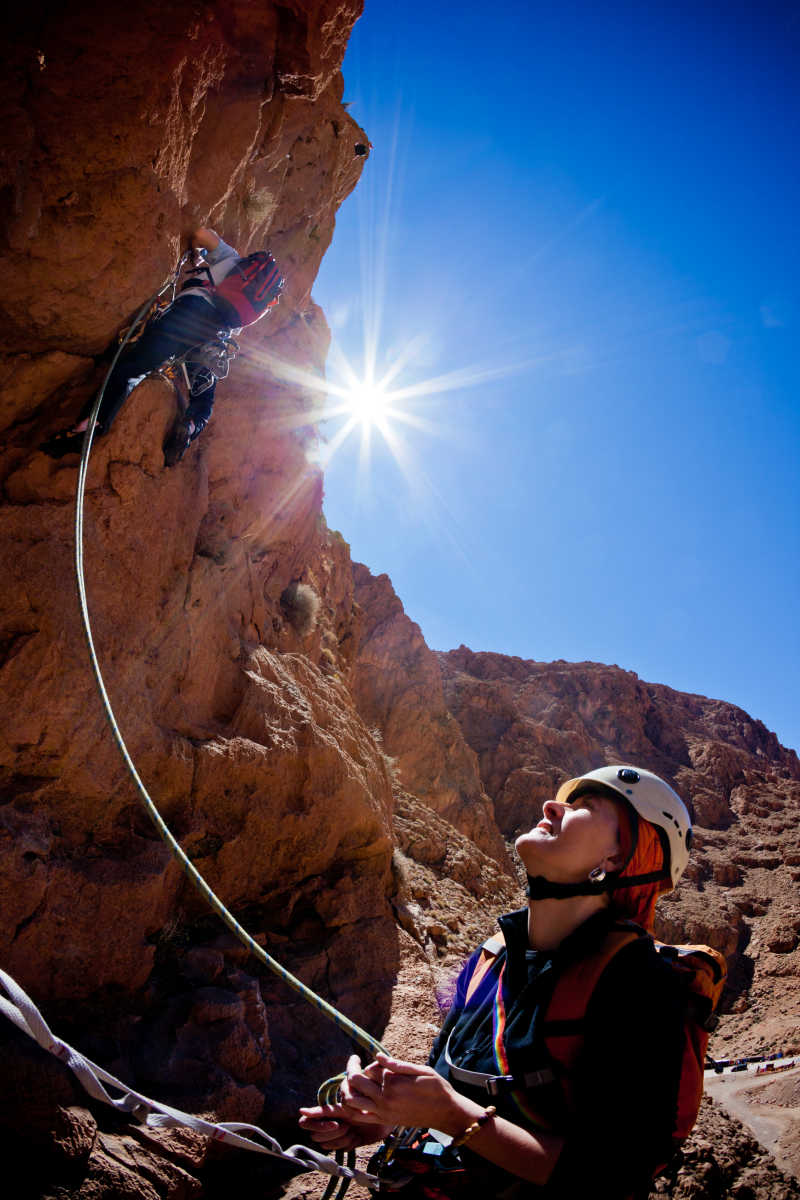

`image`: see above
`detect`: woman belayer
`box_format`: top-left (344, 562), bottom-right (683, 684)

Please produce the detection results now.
top-left (300, 765), bottom-right (720, 1199)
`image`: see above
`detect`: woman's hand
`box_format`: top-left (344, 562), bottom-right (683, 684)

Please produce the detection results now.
top-left (297, 1107), bottom-right (389, 1152)
top-left (338, 1052), bottom-right (468, 1135)
top-left (300, 1053), bottom-right (470, 1151)
top-left (299, 1056), bottom-right (392, 1151)
top-left (300, 1054), bottom-right (565, 1187)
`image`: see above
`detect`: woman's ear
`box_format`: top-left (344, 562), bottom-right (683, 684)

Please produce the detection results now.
top-left (606, 848), bottom-right (627, 872)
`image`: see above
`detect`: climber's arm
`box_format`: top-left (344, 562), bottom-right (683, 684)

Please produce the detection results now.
top-left (190, 227), bottom-right (221, 253)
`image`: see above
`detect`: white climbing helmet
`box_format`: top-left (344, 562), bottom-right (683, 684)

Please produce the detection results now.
top-left (554, 764), bottom-right (692, 890)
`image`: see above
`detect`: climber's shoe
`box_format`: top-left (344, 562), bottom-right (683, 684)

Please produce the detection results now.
top-left (40, 428), bottom-right (87, 458)
top-left (163, 417), bottom-right (193, 468)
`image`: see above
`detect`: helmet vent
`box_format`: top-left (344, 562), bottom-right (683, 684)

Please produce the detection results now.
top-left (618, 768), bottom-right (640, 784)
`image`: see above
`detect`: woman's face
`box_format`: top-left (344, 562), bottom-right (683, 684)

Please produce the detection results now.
top-left (515, 790), bottom-right (623, 883)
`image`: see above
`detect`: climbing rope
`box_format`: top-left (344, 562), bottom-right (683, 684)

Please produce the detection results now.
top-left (116, 248), bottom-right (196, 345)
top-left (0, 968), bottom-right (378, 1191)
top-left (74, 319), bottom-right (385, 1058)
top-left (68, 251), bottom-right (392, 1191)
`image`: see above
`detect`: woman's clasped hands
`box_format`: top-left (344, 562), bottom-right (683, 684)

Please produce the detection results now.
top-left (298, 1052), bottom-right (465, 1151)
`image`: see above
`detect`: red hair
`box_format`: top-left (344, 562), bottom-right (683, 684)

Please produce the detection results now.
top-left (608, 801), bottom-right (670, 931)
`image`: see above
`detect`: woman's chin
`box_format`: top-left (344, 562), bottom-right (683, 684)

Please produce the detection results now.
top-left (515, 828), bottom-right (552, 863)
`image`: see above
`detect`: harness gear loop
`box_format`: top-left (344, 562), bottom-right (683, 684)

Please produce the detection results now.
top-left (157, 330), bottom-right (239, 399)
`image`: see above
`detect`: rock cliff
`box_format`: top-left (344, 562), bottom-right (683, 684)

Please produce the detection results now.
top-left (1, 2), bottom-right (401, 1193)
top-left (351, 564), bottom-right (508, 865)
top-left (1, 4), bottom-right (799, 1199)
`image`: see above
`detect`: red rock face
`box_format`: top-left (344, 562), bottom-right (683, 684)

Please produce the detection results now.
top-left (351, 564), bottom-right (509, 866)
top-left (0, 2), bottom-right (399, 1191)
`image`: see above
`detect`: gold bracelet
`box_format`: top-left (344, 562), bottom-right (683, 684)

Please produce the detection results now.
top-left (451, 1105), bottom-right (497, 1148)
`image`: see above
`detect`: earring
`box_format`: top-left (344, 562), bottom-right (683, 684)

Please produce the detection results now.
top-left (588, 865), bottom-right (606, 883)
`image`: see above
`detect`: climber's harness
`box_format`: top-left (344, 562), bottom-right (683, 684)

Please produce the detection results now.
top-left (117, 247), bottom-right (242, 465)
top-left (157, 329), bottom-right (240, 402)
top-left (118, 246), bottom-right (241, 402)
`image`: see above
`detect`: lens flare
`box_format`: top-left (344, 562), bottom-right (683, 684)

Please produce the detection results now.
top-left (346, 379), bottom-right (390, 426)
top-left (237, 105), bottom-right (538, 498)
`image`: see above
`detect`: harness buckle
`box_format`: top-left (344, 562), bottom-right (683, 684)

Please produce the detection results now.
top-left (485, 1076), bottom-right (511, 1097)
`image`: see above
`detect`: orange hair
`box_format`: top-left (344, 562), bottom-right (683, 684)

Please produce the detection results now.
top-left (608, 801), bottom-right (670, 931)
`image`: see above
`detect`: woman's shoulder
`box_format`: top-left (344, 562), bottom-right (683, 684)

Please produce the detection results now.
top-left (589, 925), bottom-right (687, 1012)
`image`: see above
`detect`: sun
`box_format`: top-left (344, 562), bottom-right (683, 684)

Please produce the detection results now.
top-left (346, 380), bottom-right (390, 426)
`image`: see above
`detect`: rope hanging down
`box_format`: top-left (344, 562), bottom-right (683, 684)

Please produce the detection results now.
top-left (0, 968), bottom-right (379, 1191)
top-left (66, 255), bottom-right (391, 1183)
top-left (73, 260), bottom-right (385, 1063)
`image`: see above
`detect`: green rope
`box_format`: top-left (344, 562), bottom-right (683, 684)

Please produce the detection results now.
top-left (72, 275), bottom-right (386, 1094)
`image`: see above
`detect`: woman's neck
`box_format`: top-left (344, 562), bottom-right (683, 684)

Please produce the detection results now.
top-left (527, 895), bottom-right (609, 951)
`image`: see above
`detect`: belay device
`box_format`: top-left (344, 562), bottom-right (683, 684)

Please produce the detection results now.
top-left (368, 1129), bottom-right (470, 1195)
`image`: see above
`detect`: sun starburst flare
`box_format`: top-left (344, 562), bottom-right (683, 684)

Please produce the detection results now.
top-left (246, 334), bottom-right (547, 503)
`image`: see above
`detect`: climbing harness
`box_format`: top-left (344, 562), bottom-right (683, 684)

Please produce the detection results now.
top-left (158, 329), bottom-right (240, 402)
top-left (0, 967), bottom-right (378, 1192)
top-left (119, 247), bottom-right (241, 444)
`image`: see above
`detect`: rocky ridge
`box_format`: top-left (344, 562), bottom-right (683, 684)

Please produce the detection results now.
top-left (2, 3), bottom-right (799, 1198)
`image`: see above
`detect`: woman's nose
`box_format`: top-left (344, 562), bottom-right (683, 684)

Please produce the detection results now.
top-left (542, 798), bottom-right (566, 820)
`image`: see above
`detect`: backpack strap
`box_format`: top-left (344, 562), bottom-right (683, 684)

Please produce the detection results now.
top-left (453, 925), bottom-right (642, 1101)
top-left (543, 924), bottom-right (643, 1043)
top-left (540, 922), bottom-right (644, 1112)
top-left (180, 261), bottom-right (216, 291)
top-left (464, 934), bottom-right (505, 1005)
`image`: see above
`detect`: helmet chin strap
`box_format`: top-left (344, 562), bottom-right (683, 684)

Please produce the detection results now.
top-left (525, 866), bottom-right (669, 901)
top-left (525, 874), bottom-right (611, 900)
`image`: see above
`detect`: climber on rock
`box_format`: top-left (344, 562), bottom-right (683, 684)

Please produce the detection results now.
top-left (41, 228), bottom-right (283, 467)
top-left (300, 765), bottom-right (722, 1199)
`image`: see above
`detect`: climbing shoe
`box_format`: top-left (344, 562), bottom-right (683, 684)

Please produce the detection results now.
top-left (40, 428), bottom-right (86, 458)
top-left (163, 417), bottom-right (193, 467)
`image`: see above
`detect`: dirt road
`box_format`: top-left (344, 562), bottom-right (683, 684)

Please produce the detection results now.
top-left (705, 1065), bottom-right (800, 1179)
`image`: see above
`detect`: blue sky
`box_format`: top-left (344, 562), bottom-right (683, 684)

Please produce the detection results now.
top-left (313, 0), bottom-right (800, 753)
